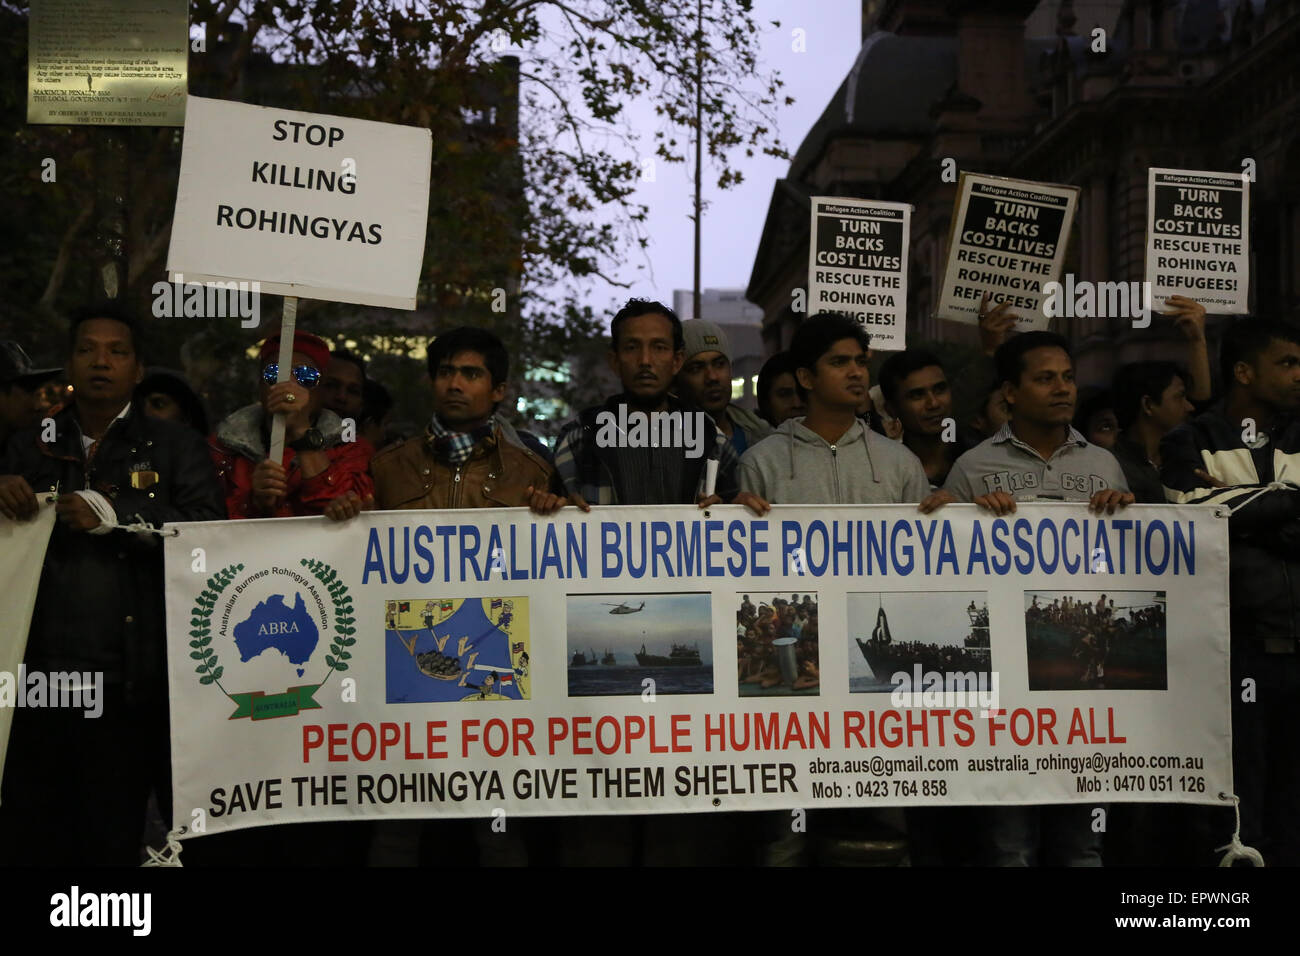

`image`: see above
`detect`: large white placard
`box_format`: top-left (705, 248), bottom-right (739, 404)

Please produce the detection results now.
top-left (808, 197), bottom-right (911, 350)
top-left (1145, 168), bottom-right (1250, 314)
top-left (936, 173), bottom-right (1079, 331)
top-left (0, 506), bottom-right (58, 794)
top-left (166, 96), bottom-right (432, 309)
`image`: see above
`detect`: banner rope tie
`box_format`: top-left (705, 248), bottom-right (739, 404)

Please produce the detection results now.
top-left (1215, 793), bottom-right (1264, 867)
top-left (1219, 480), bottom-right (1295, 516)
top-left (67, 490), bottom-right (179, 536)
top-left (141, 827), bottom-right (186, 867)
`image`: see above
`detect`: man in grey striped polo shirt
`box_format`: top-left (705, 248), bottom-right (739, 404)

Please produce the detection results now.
top-left (934, 331), bottom-right (1132, 516)
top-left (927, 329), bottom-right (1134, 867)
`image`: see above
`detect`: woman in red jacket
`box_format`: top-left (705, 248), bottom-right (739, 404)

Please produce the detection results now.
top-left (208, 330), bottom-right (373, 518)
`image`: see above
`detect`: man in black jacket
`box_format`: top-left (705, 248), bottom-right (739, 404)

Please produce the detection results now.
top-left (0, 304), bottom-right (225, 865)
top-left (551, 299), bottom-right (740, 509)
top-left (1161, 316), bottom-right (1300, 865)
top-left (543, 299), bottom-right (750, 865)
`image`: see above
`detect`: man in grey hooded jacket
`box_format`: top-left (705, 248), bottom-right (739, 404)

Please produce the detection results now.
top-left (737, 314), bottom-right (927, 865)
top-left (739, 315), bottom-right (928, 505)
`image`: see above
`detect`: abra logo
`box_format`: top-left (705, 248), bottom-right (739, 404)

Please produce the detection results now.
top-left (188, 559), bottom-right (356, 720)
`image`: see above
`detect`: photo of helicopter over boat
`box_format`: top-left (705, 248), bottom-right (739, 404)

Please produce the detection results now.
top-left (566, 593), bottom-right (713, 696)
top-left (603, 601), bottom-right (645, 615)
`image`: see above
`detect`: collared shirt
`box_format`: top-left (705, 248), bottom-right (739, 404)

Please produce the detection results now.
top-left (943, 422), bottom-right (1129, 502)
top-left (77, 402), bottom-right (132, 455)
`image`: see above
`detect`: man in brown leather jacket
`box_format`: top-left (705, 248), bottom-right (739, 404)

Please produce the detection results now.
top-left (325, 326), bottom-right (556, 517)
top-left (326, 326), bottom-right (557, 865)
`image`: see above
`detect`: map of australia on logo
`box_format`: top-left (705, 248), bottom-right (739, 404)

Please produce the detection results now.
top-left (233, 593), bottom-right (320, 677)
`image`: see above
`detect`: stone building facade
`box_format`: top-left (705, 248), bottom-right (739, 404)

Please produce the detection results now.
top-left (747, 0), bottom-right (1300, 387)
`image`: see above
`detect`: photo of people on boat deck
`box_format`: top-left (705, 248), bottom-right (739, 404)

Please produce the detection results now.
top-left (1025, 591), bottom-right (1167, 691)
top-left (736, 592), bottom-right (820, 697)
top-left (848, 591), bottom-right (992, 694)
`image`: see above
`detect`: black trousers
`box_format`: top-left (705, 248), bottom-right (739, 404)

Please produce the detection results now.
top-left (0, 685), bottom-right (169, 866)
top-left (1231, 647), bottom-right (1300, 865)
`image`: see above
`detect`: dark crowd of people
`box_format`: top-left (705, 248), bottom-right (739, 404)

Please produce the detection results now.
top-left (866, 639), bottom-right (991, 679)
top-left (1026, 594), bottom-right (1166, 635)
top-left (1, 286), bottom-right (1298, 869)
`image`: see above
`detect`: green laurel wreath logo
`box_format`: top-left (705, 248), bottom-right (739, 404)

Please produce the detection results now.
top-left (189, 562), bottom-right (244, 697)
top-left (300, 558), bottom-right (357, 687)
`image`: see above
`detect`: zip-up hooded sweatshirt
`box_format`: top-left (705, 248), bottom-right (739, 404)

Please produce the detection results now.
top-left (738, 417), bottom-right (929, 504)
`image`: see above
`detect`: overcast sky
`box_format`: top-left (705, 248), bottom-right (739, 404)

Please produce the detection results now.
top-left (574, 0), bottom-right (864, 314)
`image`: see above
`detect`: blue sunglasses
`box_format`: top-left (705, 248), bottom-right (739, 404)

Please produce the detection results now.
top-left (262, 363), bottom-right (320, 388)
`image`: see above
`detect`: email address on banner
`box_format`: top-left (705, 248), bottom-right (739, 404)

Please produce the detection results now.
top-left (1075, 752), bottom-right (1207, 773)
top-left (809, 756), bottom-right (959, 778)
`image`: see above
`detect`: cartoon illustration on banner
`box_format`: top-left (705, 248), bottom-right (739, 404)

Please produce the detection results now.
top-left (385, 596), bottom-right (529, 702)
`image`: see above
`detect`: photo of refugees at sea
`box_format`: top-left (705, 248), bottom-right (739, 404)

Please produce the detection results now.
top-left (848, 591), bottom-right (991, 693)
top-left (1025, 591), bottom-right (1167, 691)
top-left (736, 592), bottom-right (820, 697)
top-left (566, 593), bottom-right (714, 697)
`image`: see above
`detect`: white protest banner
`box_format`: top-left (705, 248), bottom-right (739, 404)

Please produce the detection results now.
top-left (164, 504), bottom-right (1230, 837)
top-left (808, 197), bottom-right (910, 350)
top-left (1145, 168), bottom-right (1250, 314)
top-left (165, 95), bottom-right (432, 309)
top-left (0, 505), bottom-right (58, 793)
top-left (936, 173), bottom-right (1079, 330)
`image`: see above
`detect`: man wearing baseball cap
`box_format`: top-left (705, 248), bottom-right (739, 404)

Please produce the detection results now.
top-left (674, 319), bottom-right (772, 455)
top-left (208, 329), bottom-right (373, 518)
top-left (0, 340), bottom-right (62, 453)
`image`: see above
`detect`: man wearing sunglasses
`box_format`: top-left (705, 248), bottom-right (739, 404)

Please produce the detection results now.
top-left (208, 331), bottom-right (373, 518)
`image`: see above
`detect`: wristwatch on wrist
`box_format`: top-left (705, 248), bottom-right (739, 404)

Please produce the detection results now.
top-left (289, 427), bottom-right (325, 452)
